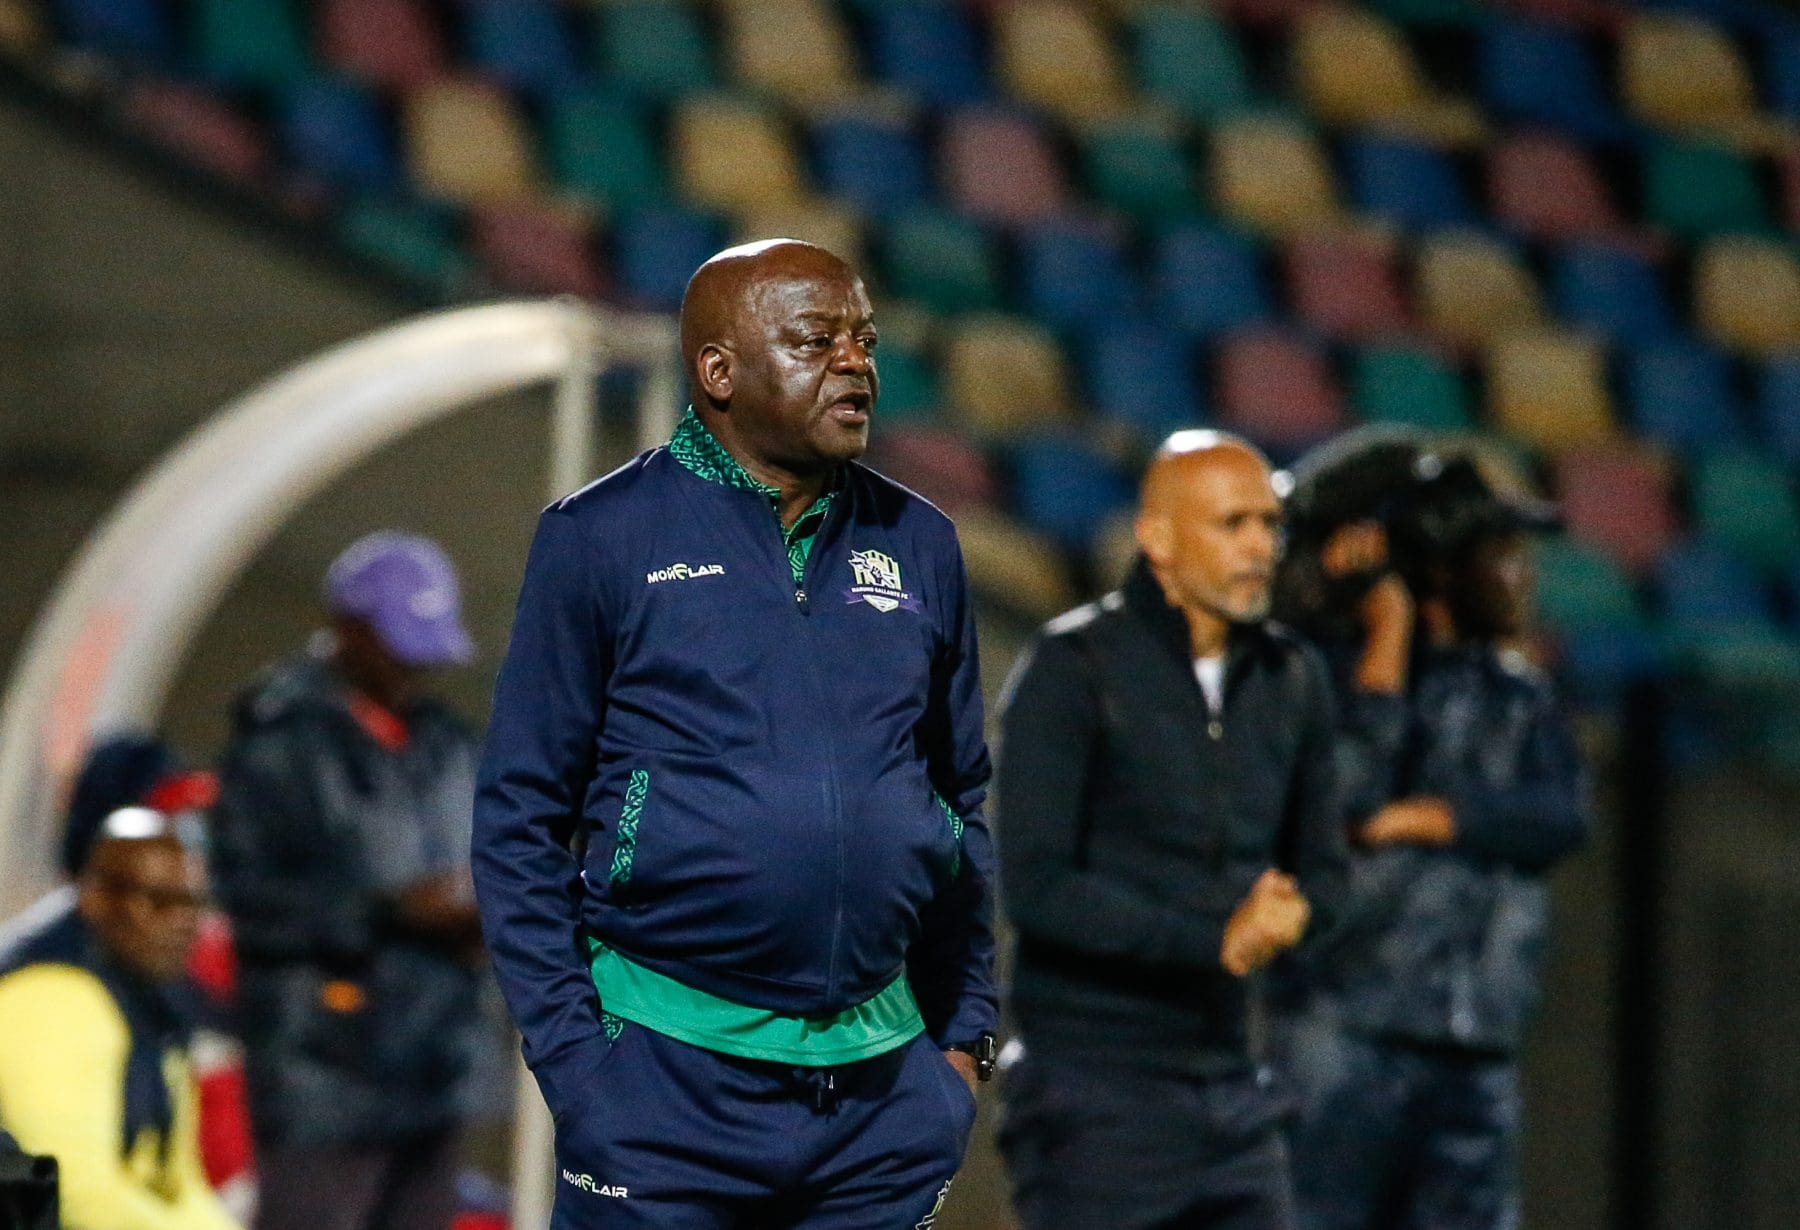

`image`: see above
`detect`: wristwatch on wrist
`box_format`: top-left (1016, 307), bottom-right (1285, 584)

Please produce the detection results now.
top-left (945, 1033), bottom-right (998, 1081)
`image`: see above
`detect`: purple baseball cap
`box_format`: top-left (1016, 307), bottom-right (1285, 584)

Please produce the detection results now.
top-left (323, 531), bottom-right (474, 667)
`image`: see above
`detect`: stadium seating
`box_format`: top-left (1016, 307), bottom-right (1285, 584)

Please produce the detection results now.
top-left (1349, 345), bottom-right (1471, 431)
top-left (1623, 343), bottom-right (1746, 454)
top-left (318, 0), bottom-right (444, 91)
top-left (994, 1), bottom-right (1129, 126)
top-left (403, 79), bottom-right (537, 204)
top-left (671, 95), bottom-right (806, 214)
top-left (1132, 5), bottom-right (1255, 122)
top-left (940, 106), bottom-right (1068, 226)
top-left (1211, 113), bottom-right (1342, 236)
top-left (1153, 225), bottom-right (1271, 338)
top-left (1217, 330), bottom-right (1347, 452)
top-left (942, 316), bottom-right (1074, 439)
top-left (1695, 236), bottom-right (1800, 355)
top-left (1291, 7), bottom-right (1483, 145)
top-left (1414, 232), bottom-right (1545, 348)
top-left (1486, 331), bottom-right (1615, 452)
top-left (546, 91), bottom-right (663, 211)
top-left (1286, 232), bottom-right (1410, 342)
top-left (28, 0), bottom-right (1800, 729)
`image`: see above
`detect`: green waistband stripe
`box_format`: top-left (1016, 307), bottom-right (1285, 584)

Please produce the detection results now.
top-left (585, 939), bottom-right (924, 1066)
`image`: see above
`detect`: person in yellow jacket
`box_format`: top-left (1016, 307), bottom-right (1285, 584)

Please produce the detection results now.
top-left (0, 805), bottom-right (239, 1230)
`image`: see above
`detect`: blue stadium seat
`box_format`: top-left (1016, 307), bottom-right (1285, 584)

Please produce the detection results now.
top-left (1343, 135), bottom-right (1476, 230)
top-left (866, 2), bottom-right (987, 107)
top-left (813, 115), bottom-right (929, 214)
top-left (614, 206), bottom-right (726, 312)
top-left (1769, 32), bottom-right (1800, 119)
top-left (1479, 20), bottom-right (1627, 143)
top-left (1551, 244), bottom-right (1677, 345)
top-left (1623, 343), bottom-right (1744, 454)
top-left (461, 0), bottom-right (582, 96)
top-left (1082, 322), bottom-right (1206, 443)
top-left (1655, 538), bottom-right (1777, 626)
top-left (53, 0), bottom-right (172, 60)
top-left (1756, 353), bottom-right (1800, 465)
top-left (282, 76), bottom-right (396, 192)
top-left (1153, 225), bottom-right (1270, 339)
top-left (1018, 223), bottom-right (1139, 331)
top-left (1008, 434), bottom-right (1135, 550)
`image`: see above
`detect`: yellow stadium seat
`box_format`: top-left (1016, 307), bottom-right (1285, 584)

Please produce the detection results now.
top-left (404, 79), bottom-right (536, 204)
top-left (672, 95), bottom-right (806, 214)
top-left (735, 198), bottom-right (865, 273)
top-left (1622, 15), bottom-right (1752, 131)
top-left (1292, 8), bottom-right (1484, 146)
top-left (1415, 232), bottom-right (1545, 348)
top-left (724, 0), bottom-right (858, 109)
top-left (1695, 237), bottom-right (1800, 356)
top-left (951, 509), bottom-right (1078, 621)
top-left (995, 0), bottom-right (1130, 126)
top-left (942, 315), bottom-right (1074, 439)
top-left (0, 0), bottom-right (46, 54)
top-left (1211, 114), bottom-right (1341, 236)
top-left (1486, 331), bottom-right (1615, 453)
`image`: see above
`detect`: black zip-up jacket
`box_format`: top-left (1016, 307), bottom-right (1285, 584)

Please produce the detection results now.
top-left (996, 561), bottom-right (1347, 1073)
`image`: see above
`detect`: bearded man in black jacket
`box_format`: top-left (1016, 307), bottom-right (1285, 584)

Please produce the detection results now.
top-left (995, 431), bottom-right (1348, 1230)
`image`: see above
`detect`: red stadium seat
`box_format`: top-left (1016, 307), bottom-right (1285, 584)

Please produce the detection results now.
top-left (941, 106), bottom-right (1069, 226)
top-left (1286, 232), bottom-right (1410, 342)
top-left (1495, 0), bottom-right (1634, 34)
top-left (1217, 329), bottom-right (1347, 449)
top-left (861, 426), bottom-right (1001, 518)
top-left (123, 80), bottom-right (267, 186)
top-left (471, 204), bottom-right (606, 299)
top-left (1554, 444), bottom-right (1678, 574)
top-left (1489, 133), bottom-right (1622, 242)
top-left (318, 0), bottom-right (446, 91)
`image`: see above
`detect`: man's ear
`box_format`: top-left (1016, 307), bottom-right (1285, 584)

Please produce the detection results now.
top-left (696, 343), bottom-right (733, 405)
top-left (1136, 511), bottom-right (1172, 567)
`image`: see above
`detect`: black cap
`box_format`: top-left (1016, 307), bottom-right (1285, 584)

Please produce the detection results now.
top-left (1394, 451), bottom-right (1562, 561)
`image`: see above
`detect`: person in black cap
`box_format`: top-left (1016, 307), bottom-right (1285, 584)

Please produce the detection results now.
top-left (1269, 443), bottom-right (1593, 1230)
top-left (210, 531), bottom-right (484, 1230)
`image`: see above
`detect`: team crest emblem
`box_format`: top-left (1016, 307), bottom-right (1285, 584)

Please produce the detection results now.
top-left (846, 549), bottom-right (918, 614)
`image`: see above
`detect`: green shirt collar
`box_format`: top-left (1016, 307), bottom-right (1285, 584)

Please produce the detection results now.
top-left (668, 407), bottom-right (838, 584)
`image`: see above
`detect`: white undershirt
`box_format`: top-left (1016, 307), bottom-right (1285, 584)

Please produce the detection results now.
top-left (1193, 656), bottom-right (1225, 714)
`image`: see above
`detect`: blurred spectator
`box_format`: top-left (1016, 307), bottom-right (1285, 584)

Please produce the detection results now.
top-left (995, 434), bottom-right (1346, 1229)
top-left (0, 805), bottom-right (239, 1230)
top-left (211, 531), bottom-right (483, 1230)
top-left (0, 734), bottom-right (255, 1219)
top-left (1271, 449), bottom-right (1592, 1230)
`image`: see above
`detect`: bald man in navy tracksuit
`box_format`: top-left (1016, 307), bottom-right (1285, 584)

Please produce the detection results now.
top-left (473, 241), bottom-right (995, 1228)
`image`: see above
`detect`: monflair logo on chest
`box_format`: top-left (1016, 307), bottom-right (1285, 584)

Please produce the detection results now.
top-left (646, 561), bottom-right (725, 585)
top-left (846, 548), bottom-right (920, 614)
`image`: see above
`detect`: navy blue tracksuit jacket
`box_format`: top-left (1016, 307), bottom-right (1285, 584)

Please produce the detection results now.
top-left (471, 445), bottom-right (996, 1118)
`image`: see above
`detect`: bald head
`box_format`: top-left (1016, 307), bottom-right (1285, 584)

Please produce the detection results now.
top-left (1137, 431), bottom-right (1283, 643)
top-left (678, 239), bottom-right (878, 478)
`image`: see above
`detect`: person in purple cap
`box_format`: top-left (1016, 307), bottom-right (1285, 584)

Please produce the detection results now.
top-left (210, 531), bottom-right (485, 1230)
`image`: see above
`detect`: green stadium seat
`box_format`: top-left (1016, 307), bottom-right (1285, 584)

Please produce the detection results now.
top-left (877, 209), bottom-right (1002, 315)
top-left (1643, 139), bottom-right (1770, 238)
top-left (870, 342), bottom-right (938, 422)
top-left (1133, 5), bottom-right (1254, 123)
top-left (545, 91), bottom-right (663, 211)
top-left (1692, 451), bottom-right (1800, 574)
top-left (193, 0), bottom-right (311, 88)
top-left (338, 201), bottom-right (470, 295)
top-left (596, 2), bottom-right (714, 102)
top-left (1080, 117), bottom-right (1200, 223)
top-left (1350, 345), bottom-right (1471, 431)
top-left (1533, 538), bottom-right (1644, 635)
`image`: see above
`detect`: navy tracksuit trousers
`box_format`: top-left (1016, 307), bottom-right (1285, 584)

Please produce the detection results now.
top-left (549, 1024), bottom-right (977, 1229)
